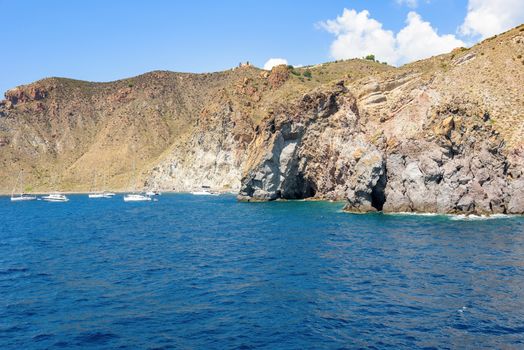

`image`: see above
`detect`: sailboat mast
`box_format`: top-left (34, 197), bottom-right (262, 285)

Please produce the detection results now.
top-left (12, 171), bottom-right (21, 197)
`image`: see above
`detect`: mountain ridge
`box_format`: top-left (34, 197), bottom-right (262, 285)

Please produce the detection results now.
top-left (1, 24), bottom-right (523, 214)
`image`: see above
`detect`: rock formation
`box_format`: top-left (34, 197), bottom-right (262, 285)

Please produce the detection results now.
top-left (1, 25), bottom-right (523, 214)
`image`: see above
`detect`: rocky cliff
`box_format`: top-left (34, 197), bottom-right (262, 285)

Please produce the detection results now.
top-left (1, 25), bottom-right (523, 214)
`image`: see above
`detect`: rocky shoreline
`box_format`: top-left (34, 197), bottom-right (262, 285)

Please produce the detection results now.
top-left (1, 26), bottom-right (523, 215)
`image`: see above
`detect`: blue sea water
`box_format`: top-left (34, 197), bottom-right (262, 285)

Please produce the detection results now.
top-left (1, 194), bottom-right (524, 350)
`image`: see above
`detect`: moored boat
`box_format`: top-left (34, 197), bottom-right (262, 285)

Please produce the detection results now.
top-left (145, 190), bottom-right (161, 196)
top-left (11, 194), bottom-right (37, 202)
top-left (42, 193), bottom-right (69, 202)
top-left (10, 171), bottom-right (37, 202)
top-left (123, 193), bottom-right (152, 202)
top-left (190, 186), bottom-right (219, 196)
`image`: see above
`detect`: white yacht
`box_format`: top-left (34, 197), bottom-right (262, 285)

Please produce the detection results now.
top-left (42, 193), bottom-right (69, 202)
top-left (190, 186), bottom-right (219, 196)
top-left (123, 193), bottom-right (152, 202)
top-left (88, 192), bottom-right (106, 198)
top-left (124, 158), bottom-right (153, 202)
top-left (88, 172), bottom-right (113, 198)
top-left (10, 171), bottom-right (37, 201)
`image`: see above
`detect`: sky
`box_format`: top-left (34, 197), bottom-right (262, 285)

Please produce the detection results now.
top-left (1, 0), bottom-right (523, 94)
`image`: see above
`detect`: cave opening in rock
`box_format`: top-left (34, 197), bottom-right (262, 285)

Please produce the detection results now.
top-left (281, 173), bottom-right (316, 200)
top-left (370, 170), bottom-right (387, 211)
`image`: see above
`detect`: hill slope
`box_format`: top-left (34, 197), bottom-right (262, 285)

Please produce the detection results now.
top-left (1, 25), bottom-right (523, 214)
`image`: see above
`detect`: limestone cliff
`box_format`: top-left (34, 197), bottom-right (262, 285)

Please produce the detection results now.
top-left (0, 25), bottom-right (523, 214)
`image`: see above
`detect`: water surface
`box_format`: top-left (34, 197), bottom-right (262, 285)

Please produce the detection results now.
top-left (1, 194), bottom-right (523, 349)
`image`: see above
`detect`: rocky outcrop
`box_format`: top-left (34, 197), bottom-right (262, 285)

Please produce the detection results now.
top-left (146, 103), bottom-right (253, 192)
top-left (238, 81), bottom-right (523, 214)
top-left (267, 65), bottom-right (290, 89)
top-left (0, 25), bottom-right (522, 214)
top-left (5, 86), bottom-right (48, 105)
top-left (238, 35), bottom-right (524, 216)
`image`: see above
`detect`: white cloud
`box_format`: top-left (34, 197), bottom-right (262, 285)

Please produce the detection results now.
top-left (397, 12), bottom-right (465, 63)
top-left (319, 9), bottom-right (465, 66)
top-left (397, 0), bottom-right (418, 8)
top-left (459, 0), bottom-right (524, 39)
top-left (263, 58), bottom-right (288, 70)
top-left (319, 9), bottom-right (398, 64)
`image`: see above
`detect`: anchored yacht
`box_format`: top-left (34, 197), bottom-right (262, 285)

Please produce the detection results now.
top-left (124, 157), bottom-right (154, 202)
top-left (11, 194), bottom-right (37, 202)
top-left (88, 172), bottom-right (113, 198)
top-left (42, 193), bottom-right (69, 202)
top-left (190, 185), bottom-right (219, 196)
top-left (123, 193), bottom-right (152, 202)
top-left (10, 171), bottom-right (37, 201)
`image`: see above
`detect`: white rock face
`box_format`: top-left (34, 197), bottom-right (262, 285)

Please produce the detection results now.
top-left (145, 108), bottom-right (249, 192)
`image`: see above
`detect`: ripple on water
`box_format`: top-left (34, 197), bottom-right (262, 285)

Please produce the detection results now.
top-left (0, 194), bottom-right (523, 349)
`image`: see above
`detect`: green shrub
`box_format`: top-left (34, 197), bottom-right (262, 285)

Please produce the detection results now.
top-left (303, 70), bottom-right (312, 79)
top-left (364, 54), bottom-right (376, 62)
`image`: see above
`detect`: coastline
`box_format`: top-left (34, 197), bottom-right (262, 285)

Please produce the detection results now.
top-left (2, 192), bottom-right (522, 220)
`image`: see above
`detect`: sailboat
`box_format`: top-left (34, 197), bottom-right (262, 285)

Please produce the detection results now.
top-left (123, 159), bottom-right (151, 202)
top-left (42, 176), bottom-right (69, 202)
top-left (10, 171), bottom-right (37, 201)
top-left (101, 174), bottom-right (116, 197)
top-left (88, 172), bottom-right (111, 198)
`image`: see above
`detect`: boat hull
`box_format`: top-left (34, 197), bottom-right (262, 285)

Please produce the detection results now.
top-left (10, 196), bottom-right (37, 202)
top-left (123, 195), bottom-right (152, 202)
top-left (42, 194), bottom-right (69, 202)
top-left (88, 193), bottom-right (107, 198)
top-left (42, 198), bottom-right (69, 202)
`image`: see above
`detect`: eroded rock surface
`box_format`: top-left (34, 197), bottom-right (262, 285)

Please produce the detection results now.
top-left (0, 25), bottom-right (523, 214)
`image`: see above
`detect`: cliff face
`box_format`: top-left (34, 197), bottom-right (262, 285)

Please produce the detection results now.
top-left (1, 25), bottom-right (523, 214)
top-left (238, 26), bottom-right (524, 215)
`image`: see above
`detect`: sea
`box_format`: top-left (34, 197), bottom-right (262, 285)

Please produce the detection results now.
top-left (1, 194), bottom-right (523, 349)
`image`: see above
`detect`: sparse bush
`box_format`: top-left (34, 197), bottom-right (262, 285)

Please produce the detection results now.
top-left (364, 54), bottom-right (376, 62)
top-left (303, 70), bottom-right (312, 79)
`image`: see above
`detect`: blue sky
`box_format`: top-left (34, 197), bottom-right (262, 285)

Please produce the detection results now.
top-left (1, 0), bottom-right (522, 94)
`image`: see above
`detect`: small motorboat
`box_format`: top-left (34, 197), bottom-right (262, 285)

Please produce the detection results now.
top-left (190, 186), bottom-right (219, 196)
top-left (88, 192), bottom-right (106, 198)
top-left (145, 190), bottom-right (161, 196)
top-left (123, 193), bottom-right (152, 202)
top-left (42, 193), bottom-right (69, 202)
